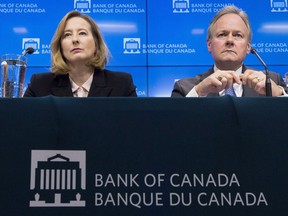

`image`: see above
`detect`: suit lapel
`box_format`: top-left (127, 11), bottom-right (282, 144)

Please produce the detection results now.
top-left (51, 74), bottom-right (74, 97)
top-left (50, 70), bottom-right (113, 97)
top-left (242, 85), bottom-right (260, 96)
top-left (88, 69), bottom-right (112, 97)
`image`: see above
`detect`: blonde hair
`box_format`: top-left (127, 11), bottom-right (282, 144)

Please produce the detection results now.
top-left (207, 6), bottom-right (252, 43)
top-left (50, 10), bottom-right (110, 74)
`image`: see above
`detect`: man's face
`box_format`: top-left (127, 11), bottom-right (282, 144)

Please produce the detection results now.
top-left (207, 13), bottom-right (251, 70)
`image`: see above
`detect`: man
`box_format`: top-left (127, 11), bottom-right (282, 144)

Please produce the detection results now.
top-left (171, 6), bottom-right (286, 97)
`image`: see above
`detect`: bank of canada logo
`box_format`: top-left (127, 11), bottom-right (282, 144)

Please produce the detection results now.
top-left (22, 38), bottom-right (40, 54)
top-left (29, 150), bottom-right (86, 207)
top-left (271, 0), bottom-right (288, 12)
top-left (123, 38), bottom-right (141, 54)
top-left (74, 0), bottom-right (91, 13)
top-left (172, 0), bottom-right (190, 13)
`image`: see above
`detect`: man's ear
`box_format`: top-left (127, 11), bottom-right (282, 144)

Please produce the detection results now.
top-left (207, 39), bottom-right (212, 53)
top-left (246, 43), bottom-right (251, 54)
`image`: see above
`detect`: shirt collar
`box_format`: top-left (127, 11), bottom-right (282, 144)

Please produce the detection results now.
top-left (214, 65), bottom-right (242, 75)
top-left (69, 72), bottom-right (94, 93)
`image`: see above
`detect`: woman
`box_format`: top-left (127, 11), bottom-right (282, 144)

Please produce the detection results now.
top-left (24, 10), bottom-right (137, 97)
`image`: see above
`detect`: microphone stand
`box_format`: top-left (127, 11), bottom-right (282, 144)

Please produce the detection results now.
top-left (264, 67), bottom-right (272, 97)
top-left (250, 48), bottom-right (272, 96)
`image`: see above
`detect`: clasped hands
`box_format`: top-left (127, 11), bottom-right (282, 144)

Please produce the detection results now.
top-left (195, 69), bottom-right (283, 96)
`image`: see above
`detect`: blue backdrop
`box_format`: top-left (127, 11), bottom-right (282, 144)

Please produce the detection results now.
top-left (1, 0), bottom-right (288, 96)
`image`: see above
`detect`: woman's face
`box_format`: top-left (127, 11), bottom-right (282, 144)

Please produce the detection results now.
top-left (61, 17), bottom-right (96, 66)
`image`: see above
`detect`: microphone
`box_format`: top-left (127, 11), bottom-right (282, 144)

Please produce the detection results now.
top-left (22, 47), bottom-right (35, 56)
top-left (250, 48), bottom-right (272, 96)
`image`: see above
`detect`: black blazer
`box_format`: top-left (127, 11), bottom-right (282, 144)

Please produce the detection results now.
top-left (24, 69), bottom-right (137, 97)
top-left (171, 65), bottom-right (286, 97)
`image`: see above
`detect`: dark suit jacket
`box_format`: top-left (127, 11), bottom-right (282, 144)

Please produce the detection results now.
top-left (24, 69), bottom-right (137, 97)
top-left (171, 65), bottom-right (286, 97)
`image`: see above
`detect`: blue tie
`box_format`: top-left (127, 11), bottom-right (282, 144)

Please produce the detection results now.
top-left (225, 86), bottom-right (236, 96)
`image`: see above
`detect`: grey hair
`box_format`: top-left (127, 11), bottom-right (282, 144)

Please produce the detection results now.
top-left (207, 5), bottom-right (252, 42)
